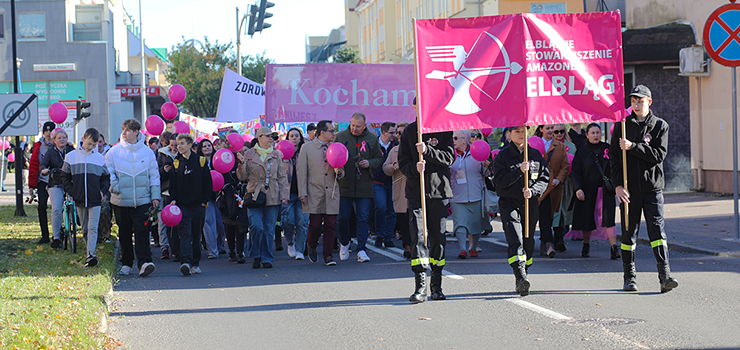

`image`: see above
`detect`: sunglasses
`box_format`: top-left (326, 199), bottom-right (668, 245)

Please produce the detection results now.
top-left (471, 133), bottom-right (481, 138)
top-left (553, 130), bottom-right (565, 134)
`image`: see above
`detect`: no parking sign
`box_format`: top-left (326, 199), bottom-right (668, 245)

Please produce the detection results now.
top-left (704, 2), bottom-right (740, 66)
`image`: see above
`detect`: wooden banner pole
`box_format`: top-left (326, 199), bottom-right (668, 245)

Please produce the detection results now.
top-left (412, 19), bottom-right (428, 248)
top-left (524, 132), bottom-right (530, 239)
top-left (621, 121), bottom-right (629, 232)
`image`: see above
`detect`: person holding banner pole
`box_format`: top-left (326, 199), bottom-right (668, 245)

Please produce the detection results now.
top-left (399, 98), bottom-right (455, 303)
top-left (493, 126), bottom-right (549, 296)
top-left (610, 85), bottom-right (678, 293)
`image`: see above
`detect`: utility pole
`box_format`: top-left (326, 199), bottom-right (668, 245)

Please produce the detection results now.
top-left (10, 0), bottom-right (26, 216)
top-left (139, 0), bottom-right (146, 122)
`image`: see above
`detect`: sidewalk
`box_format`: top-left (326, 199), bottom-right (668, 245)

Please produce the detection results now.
top-left (4, 174), bottom-right (740, 257)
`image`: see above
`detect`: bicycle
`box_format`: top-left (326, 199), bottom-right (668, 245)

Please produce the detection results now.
top-left (61, 192), bottom-right (78, 253)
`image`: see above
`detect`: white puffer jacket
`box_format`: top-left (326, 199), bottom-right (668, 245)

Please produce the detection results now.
top-left (105, 131), bottom-right (161, 207)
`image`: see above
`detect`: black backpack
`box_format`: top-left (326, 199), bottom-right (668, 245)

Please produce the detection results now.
top-left (216, 183), bottom-right (244, 220)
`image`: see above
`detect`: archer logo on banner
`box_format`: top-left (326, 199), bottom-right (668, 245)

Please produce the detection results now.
top-left (425, 32), bottom-right (522, 115)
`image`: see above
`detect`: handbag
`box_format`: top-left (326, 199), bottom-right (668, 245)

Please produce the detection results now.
top-left (590, 152), bottom-right (615, 194)
top-left (243, 158), bottom-right (270, 208)
top-left (482, 188), bottom-right (499, 217)
top-left (217, 183), bottom-right (244, 219)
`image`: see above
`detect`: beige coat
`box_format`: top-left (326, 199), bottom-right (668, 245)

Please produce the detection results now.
top-left (382, 145), bottom-right (408, 214)
top-left (297, 138), bottom-right (344, 215)
top-left (539, 139), bottom-right (569, 214)
top-left (237, 148), bottom-right (290, 206)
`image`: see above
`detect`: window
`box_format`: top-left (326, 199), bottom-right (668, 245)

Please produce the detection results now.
top-left (0, 13), bottom-right (4, 39)
top-left (19, 12), bottom-right (45, 40)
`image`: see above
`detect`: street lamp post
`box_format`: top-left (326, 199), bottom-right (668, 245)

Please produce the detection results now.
top-left (139, 0), bottom-right (146, 122)
top-left (236, 6), bottom-right (255, 76)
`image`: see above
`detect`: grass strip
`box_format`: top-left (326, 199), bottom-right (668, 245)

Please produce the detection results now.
top-left (0, 205), bottom-right (121, 349)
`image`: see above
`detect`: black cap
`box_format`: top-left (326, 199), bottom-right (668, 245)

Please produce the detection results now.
top-left (43, 121), bottom-right (56, 132)
top-left (307, 123), bottom-right (317, 131)
top-left (629, 85), bottom-right (651, 99)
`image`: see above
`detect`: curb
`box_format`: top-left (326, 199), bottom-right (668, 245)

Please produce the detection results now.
top-left (98, 239), bottom-right (121, 335)
top-left (631, 236), bottom-right (740, 258)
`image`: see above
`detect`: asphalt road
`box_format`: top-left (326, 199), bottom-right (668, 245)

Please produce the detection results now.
top-left (108, 228), bottom-right (740, 350)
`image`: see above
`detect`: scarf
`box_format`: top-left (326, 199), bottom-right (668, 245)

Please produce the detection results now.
top-left (38, 138), bottom-right (54, 163)
top-left (254, 145), bottom-right (273, 162)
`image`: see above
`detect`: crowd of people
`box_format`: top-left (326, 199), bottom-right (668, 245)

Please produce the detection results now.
top-left (23, 84), bottom-right (678, 301)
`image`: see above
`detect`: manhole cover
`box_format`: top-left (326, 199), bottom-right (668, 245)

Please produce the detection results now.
top-left (554, 318), bottom-right (644, 327)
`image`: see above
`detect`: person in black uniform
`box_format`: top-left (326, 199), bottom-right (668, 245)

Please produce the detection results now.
top-left (610, 85), bottom-right (678, 293)
top-left (493, 126), bottom-right (549, 296)
top-left (398, 97), bottom-right (455, 303)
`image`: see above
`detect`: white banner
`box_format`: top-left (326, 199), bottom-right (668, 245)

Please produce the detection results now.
top-left (215, 68), bottom-right (265, 123)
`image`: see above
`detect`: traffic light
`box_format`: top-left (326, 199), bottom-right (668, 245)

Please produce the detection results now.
top-left (255, 0), bottom-right (274, 33)
top-left (76, 100), bottom-right (91, 121)
top-left (247, 5), bottom-right (258, 36)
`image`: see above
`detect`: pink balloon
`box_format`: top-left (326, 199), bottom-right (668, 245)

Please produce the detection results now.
top-left (196, 136), bottom-right (206, 142)
top-left (1, 140), bottom-right (9, 150)
top-left (210, 170), bottom-right (225, 192)
top-left (173, 121), bottom-right (190, 134)
top-left (480, 127), bottom-right (493, 137)
top-left (161, 102), bottom-right (179, 120)
top-left (168, 84), bottom-right (187, 104)
top-left (213, 148), bottom-right (235, 173)
top-left (326, 142), bottom-right (348, 168)
top-left (7, 153), bottom-right (15, 162)
top-left (145, 115), bottom-right (165, 136)
top-left (161, 204), bottom-right (183, 227)
top-left (470, 140), bottom-right (491, 162)
top-left (528, 136), bottom-right (546, 156)
top-left (275, 140), bottom-right (295, 160)
top-left (242, 134), bottom-right (254, 143)
top-left (142, 129), bottom-right (153, 137)
top-left (226, 133), bottom-right (244, 152)
top-left (567, 153), bottom-right (575, 173)
top-left (48, 102), bottom-right (68, 124)
top-left (491, 149), bottom-right (501, 160)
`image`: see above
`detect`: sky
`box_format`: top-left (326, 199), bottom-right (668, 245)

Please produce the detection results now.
top-left (124, 0), bottom-right (346, 64)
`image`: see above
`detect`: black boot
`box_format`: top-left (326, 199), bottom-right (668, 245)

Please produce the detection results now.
top-left (228, 250), bottom-right (237, 262)
top-left (430, 268), bottom-right (446, 300)
top-left (658, 262), bottom-right (678, 293)
top-left (512, 264), bottom-right (530, 296)
top-left (409, 272), bottom-right (427, 303)
top-left (610, 245), bottom-right (621, 260)
top-left (581, 243), bottom-right (590, 257)
top-left (623, 262), bottom-right (637, 291)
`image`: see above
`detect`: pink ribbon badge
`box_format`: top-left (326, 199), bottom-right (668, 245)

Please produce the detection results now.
top-left (604, 148), bottom-right (610, 159)
top-left (360, 141), bottom-right (367, 153)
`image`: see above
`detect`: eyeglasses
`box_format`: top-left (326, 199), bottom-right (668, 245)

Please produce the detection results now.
top-left (553, 130), bottom-right (565, 134)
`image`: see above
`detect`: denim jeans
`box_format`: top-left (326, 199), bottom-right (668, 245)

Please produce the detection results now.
top-left (177, 204), bottom-right (206, 267)
top-left (76, 205), bottom-right (101, 257)
top-left (48, 186), bottom-right (64, 240)
top-left (203, 201), bottom-right (220, 257)
top-left (156, 195), bottom-right (170, 249)
top-left (338, 197), bottom-right (372, 252)
top-left (247, 205), bottom-right (280, 264)
top-left (281, 193), bottom-right (309, 254)
top-left (373, 183), bottom-right (396, 243)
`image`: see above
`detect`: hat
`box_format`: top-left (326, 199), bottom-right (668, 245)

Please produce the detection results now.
top-left (307, 123), bottom-right (317, 131)
top-left (629, 85), bottom-right (651, 99)
top-left (43, 121), bottom-right (56, 132)
top-left (255, 127), bottom-right (275, 138)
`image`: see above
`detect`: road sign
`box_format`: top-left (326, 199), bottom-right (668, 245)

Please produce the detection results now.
top-left (0, 93), bottom-right (39, 137)
top-left (704, 3), bottom-right (740, 67)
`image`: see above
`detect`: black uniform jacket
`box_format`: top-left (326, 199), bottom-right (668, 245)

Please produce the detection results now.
top-left (398, 121), bottom-right (455, 200)
top-left (493, 143), bottom-right (550, 211)
top-left (609, 110), bottom-right (668, 193)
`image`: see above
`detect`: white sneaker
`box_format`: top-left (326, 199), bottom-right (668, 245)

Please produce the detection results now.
top-left (287, 245), bottom-right (296, 258)
top-left (139, 262), bottom-right (155, 277)
top-left (340, 244), bottom-right (350, 261)
top-left (191, 266), bottom-right (202, 274)
top-left (357, 250), bottom-right (370, 263)
top-left (295, 252), bottom-right (305, 260)
top-left (119, 265), bottom-right (131, 276)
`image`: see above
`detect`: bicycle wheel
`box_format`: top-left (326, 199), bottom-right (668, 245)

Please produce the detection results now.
top-left (69, 205), bottom-right (77, 254)
top-left (61, 205), bottom-right (69, 251)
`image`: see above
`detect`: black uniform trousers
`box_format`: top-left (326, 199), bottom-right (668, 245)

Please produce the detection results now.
top-left (620, 190), bottom-right (669, 265)
top-left (501, 203), bottom-right (537, 269)
top-left (409, 198), bottom-right (447, 273)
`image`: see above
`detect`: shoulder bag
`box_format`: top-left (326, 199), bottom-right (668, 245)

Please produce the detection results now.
top-left (243, 158), bottom-right (269, 208)
top-left (590, 151), bottom-right (615, 194)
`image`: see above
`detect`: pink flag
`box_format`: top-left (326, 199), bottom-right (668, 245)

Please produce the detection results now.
top-left (414, 12), bottom-right (625, 133)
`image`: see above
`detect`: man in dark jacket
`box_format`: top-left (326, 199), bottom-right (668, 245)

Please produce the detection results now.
top-left (610, 85), bottom-right (678, 293)
top-left (494, 126), bottom-right (550, 296)
top-left (169, 134), bottom-right (212, 276)
top-left (373, 122), bottom-right (398, 248)
top-left (398, 98), bottom-right (455, 303)
top-left (334, 113), bottom-right (384, 263)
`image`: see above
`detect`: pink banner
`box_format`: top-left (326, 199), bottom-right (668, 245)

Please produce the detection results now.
top-left (265, 63), bottom-right (417, 124)
top-left (414, 11), bottom-right (625, 133)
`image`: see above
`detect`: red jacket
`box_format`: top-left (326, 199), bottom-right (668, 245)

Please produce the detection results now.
top-left (28, 141), bottom-right (41, 189)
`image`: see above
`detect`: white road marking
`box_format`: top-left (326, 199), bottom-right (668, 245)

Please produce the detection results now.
top-left (479, 237), bottom-right (509, 247)
top-left (505, 298), bottom-right (572, 320)
top-left (358, 238), bottom-right (465, 279)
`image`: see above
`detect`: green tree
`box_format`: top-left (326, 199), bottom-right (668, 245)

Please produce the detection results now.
top-left (166, 37), bottom-right (232, 118)
top-left (332, 46), bottom-right (362, 63)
